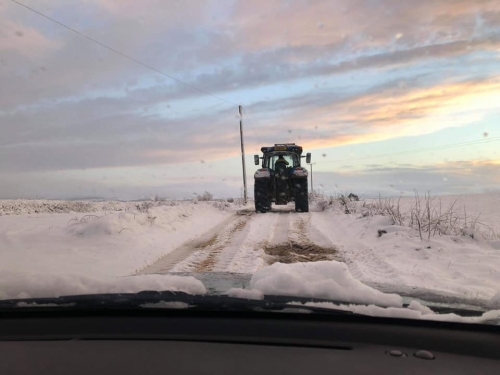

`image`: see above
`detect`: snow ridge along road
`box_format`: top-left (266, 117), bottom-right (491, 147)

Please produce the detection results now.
top-left (138, 205), bottom-right (339, 275)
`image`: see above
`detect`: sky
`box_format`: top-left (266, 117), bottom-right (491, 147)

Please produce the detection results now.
top-left (0, 0), bottom-right (500, 200)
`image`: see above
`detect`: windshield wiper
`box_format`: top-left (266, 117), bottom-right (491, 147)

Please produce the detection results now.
top-left (0, 291), bottom-right (358, 316)
top-left (0, 291), bottom-right (492, 320)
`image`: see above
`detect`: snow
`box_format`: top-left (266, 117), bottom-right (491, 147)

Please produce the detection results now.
top-left (16, 302), bottom-right (76, 308)
top-left (226, 288), bottom-right (264, 300)
top-left (296, 301), bottom-right (500, 324)
top-left (141, 301), bottom-right (191, 309)
top-left (311, 208), bottom-right (500, 300)
top-left (0, 201), bottom-right (230, 277)
top-left (0, 270), bottom-right (206, 299)
top-left (0, 199), bottom-right (152, 216)
top-left (1, 193), bottom-right (500, 322)
top-left (249, 261), bottom-right (403, 307)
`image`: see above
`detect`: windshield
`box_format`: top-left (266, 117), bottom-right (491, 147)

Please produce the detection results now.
top-left (0, 0), bottom-right (499, 325)
top-left (265, 154), bottom-right (299, 169)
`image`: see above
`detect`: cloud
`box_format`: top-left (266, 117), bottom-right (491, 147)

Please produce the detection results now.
top-left (231, 0), bottom-right (500, 51)
top-left (2, 0), bottom-right (500, 112)
top-left (1, 0), bottom-right (500, 198)
top-left (313, 159), bottom-right (500, 197)
top-left (271, 76), bottom-right (500, 150)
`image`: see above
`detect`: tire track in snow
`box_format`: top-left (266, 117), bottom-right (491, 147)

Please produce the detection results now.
top-left (173, 209), bottom-right (294, 273)
top-left (223, 211), bottom-right (290, 273)
top-left (135, 214), bottom-right (243, 275)
top-left (191, 217), bottom-right (251, 272)
top-left (310, 213), bottom-right (403, 284)
top-left (140, 205), bottom-right (342, 275)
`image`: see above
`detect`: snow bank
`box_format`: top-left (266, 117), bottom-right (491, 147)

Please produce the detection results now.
top-left (311, 210), bottom-right (500, 300)
top-left (0, 199), bottom-right (243, 216)
top-left (248, 261), bottom-right (403, 307)
top-left (0, 199), bottom-right (151, 216)
top-left (0, 270), bottom-right (206, 299)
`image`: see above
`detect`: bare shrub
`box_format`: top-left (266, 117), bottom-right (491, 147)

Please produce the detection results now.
top-left (359, 191), bottom-right (494, 241)
top-left (336, 194), bottom-right (360, 214)
top-left (361, 195), bottom-right (404, 226)
top-left (197, 191), bottom-right (213, 201)
top-left (408, 191), bottom-right (487, 241)
top-left (136, 201), bottom-right (153, 213)
top-left (67, 214), bottom-right (101, 226)
top-left (348, 193), bottom-right (359, 201)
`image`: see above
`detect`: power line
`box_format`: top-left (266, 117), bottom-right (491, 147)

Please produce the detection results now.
top-left (242, 108), bottom-right (261, 144)
top-left (10, 0), bottom-right (236, 106)
top-left (318, 136), bottom-right (500, 164)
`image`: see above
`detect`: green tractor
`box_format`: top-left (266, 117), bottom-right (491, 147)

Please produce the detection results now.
top-left (253, 143), bottom-right (311, 213)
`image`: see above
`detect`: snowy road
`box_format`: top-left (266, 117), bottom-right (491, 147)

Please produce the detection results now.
top-left (138, 205), bottom-right (339, 275)
top-left (1, 197), bottom-right (499, 302)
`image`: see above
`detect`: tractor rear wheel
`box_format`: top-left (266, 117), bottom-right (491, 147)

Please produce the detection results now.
top-left (254, 180), bottom-right (270, 213)
top-left (294, 179), bottom-right (309, 212)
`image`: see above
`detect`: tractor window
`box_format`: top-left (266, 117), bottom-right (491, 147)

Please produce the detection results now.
top-left (266, 154), bottom-right (298, 170)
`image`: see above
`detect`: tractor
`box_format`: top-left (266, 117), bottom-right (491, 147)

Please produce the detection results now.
top-left (253, 143), bottom-right (311, 213)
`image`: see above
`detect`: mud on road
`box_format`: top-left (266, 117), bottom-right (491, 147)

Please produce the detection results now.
top-left (263, 215), bottom-right (338, 264)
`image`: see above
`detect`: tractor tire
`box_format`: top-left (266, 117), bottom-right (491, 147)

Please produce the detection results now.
top-left (294, 178), bottom-right (309, 212)
top-left (254, 180), bottom-right (270, 213)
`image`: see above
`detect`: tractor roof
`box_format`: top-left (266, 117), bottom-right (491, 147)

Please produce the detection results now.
top-left (261, 143), bottom-right (303, 154)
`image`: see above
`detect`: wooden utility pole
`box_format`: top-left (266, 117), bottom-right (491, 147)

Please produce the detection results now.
top-left (239, 106), bottom-right (247, 204)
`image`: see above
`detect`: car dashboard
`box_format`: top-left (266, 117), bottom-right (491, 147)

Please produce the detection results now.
top-left (0, 310), bottom-right (498, 374)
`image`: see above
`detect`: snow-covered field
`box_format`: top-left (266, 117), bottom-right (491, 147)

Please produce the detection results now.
top-left (1, 194), bottom-right (499, 315)
top-left (0, 200), bottom-right (232, 278)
